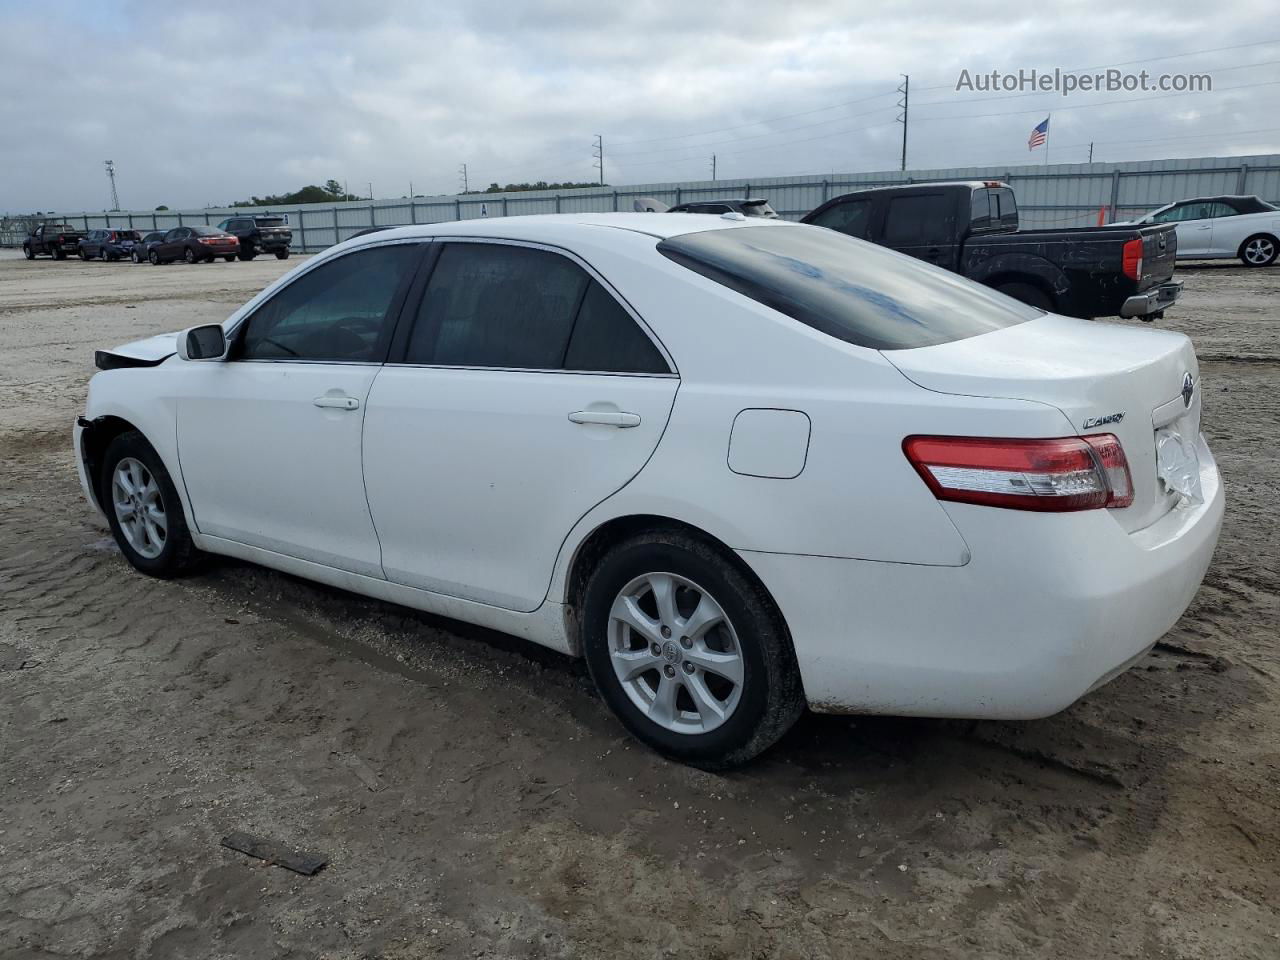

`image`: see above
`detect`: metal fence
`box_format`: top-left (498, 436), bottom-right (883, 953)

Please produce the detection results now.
top-left (6, 153), bottom-right (1280, 251)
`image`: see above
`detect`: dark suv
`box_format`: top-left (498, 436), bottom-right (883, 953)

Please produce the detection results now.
top-left (79, 229), bottom-right (141, 261)
top-left (216, 215), bottom-right (292, 260)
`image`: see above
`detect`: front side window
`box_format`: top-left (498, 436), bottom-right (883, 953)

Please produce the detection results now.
top-left (1153, 203), bottom-right (1211, 223)
top-left (659, 224), bottom-right (1040, 351)
top-left (882, 194), bottom-right (953, 246)
top-left (239, 244), bottom-right (420, 362)
top-left (404, 242), bottom-right (668, 373)
top-left (808, 199), bottom-right (874, 240)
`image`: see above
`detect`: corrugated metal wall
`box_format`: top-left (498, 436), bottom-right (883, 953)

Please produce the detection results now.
top-left (15, 154), bottom-right (1280, 251)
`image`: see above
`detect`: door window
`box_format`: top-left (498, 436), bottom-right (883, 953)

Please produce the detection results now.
top-left (238, 244), bottom-right (420, 362)
top-left (807, 199), bottom-right (874, 239)
top-left (882, 194), bottom-right (953, 245)
top-left (404, 242), bottom-right (668, 373)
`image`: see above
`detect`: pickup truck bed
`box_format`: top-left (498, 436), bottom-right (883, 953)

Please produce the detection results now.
top-left (802, 182), bottom-right (1181, 320)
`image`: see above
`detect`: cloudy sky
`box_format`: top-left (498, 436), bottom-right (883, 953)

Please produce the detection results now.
top-left (3, 0), bottom-right (1278, 213)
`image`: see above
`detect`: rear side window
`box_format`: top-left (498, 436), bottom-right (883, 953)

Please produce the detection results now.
top-left (405, 242), bottom-right (668, 373)
top-left (807, 198), bottom-right (874, 239)
top-left (883, 194), bottom-right (953, 246)
top-left (564, 281), bottom-right (668, 373)
top-left (658, 225), bottom-right (1040, 351)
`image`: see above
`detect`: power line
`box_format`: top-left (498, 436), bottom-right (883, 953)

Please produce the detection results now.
top-left (608, 88), bottom-right (897, 147)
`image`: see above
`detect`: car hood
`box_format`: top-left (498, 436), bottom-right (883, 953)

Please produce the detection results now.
top-left (95, 331), bottom-right (180, 369)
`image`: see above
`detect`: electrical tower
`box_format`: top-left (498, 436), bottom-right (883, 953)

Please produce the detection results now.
top-left (896, 75), bottom-right (909, 172)
top-left (104, 160), bottom-right (120, 210)
top-left (459, 163), bottom-right (469, 193)
top-left (592, 135), bottom-right (604, 185)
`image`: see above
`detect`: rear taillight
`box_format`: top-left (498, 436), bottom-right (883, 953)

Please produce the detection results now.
top-left (903, 434), bottom-right (1134, 512)
top-left (1122, 236), bottom-right (1144, 281)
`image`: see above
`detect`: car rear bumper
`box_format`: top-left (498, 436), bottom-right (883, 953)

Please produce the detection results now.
top-left (1121, 280), bottom-right (1182, 318)
top-left (739, 434), bottom-right (1223, 719)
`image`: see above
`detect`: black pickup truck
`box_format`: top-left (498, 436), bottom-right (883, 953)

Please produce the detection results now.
top-left (802, 182), bottom-right (1181, 320)
top-left (22, 223), bottom-right (86, 260)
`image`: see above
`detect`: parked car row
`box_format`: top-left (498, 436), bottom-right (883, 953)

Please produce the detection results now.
top-left (22, 215), bottom-right (292, 264)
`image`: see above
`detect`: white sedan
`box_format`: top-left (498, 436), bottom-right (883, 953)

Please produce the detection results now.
top-left (1129, 194), bottom-right (1280, 266)
top-left (74, 213), bottom-right (1224, 767)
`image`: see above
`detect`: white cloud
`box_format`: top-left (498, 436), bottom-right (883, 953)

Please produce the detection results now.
top-left (2, 0), bottom-right (1277, 212)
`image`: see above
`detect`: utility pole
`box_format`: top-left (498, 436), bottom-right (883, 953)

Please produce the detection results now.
top-left (458, 163), bottom-right (469, 193)
top-left (592, 135), bottom-right (604, 186)
top-left (896, 75), bottom-right (909, 172)
top-left (409, 180), bottom-right (414, 197)
top-left (711, 154), bottom-right (717, 180)
top-left (368, 182), bottom-right (373, 200)
top-left (1088, 142), bottom-right (1094, 163)
top-left (104, 160), bottom-right (120, 210)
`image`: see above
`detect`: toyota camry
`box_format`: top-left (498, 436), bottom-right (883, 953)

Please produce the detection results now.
top-left (74, 213), bottom-right (1224, 767)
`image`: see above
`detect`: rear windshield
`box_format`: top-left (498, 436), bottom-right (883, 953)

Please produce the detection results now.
top-left (44, 225), bottom-right (74, 232)
top-left (657, 225), bottom-right (1040, 350)
top-left (113, 231), bottom-right (141, 240)
top-left (191, 225), bottom-right (225, 236)
top-left (255, 216), bottom-right (287, 227)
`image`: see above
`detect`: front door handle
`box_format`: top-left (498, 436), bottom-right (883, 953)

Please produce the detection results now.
top-left (568, 410), bottom-right (641, 428)
top-left (314, 395), bottom-right (360, 411)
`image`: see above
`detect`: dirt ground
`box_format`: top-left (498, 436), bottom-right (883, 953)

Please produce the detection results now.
top-left (1, 248), bottom-right (1276, 959)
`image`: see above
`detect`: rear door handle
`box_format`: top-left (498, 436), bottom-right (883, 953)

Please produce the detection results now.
top-left (314, 395), bottom-right (360, 411)
top-left (568, 410), bottom-right (641, 428)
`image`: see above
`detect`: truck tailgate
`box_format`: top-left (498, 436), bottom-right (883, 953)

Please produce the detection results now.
top-left (1135, 223), bottom-right (1177, 290)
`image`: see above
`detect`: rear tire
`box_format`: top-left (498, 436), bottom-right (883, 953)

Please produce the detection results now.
top-left (274, 249), bottom-right (290, 260)
top-left (184, 247), bottom-right (196, 264)
top-left (100, 431), bottom-right (200, 578)
top-left (995, 280), bottom-right (1053, 311)
top-left (52, 246), bottom-right (66, 260)
top-left (23, 245), bottom-right (34, 260)
top-left (223, 255), bottom-right (235, 262)
top-left (1239, 234), bottom-right (1278, 267)
top-left (132, 250), bottom-right (141, 264)
top-left (581, 530), bottom-right (804, 769)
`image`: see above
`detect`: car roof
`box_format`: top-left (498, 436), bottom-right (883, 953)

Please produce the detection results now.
top-left (339, 212), bottom-right (801, 247)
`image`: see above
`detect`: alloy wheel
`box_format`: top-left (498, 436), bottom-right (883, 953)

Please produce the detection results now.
top-left (111, 457), bottom-right (167, 559)
top-left (607, 572), bottom-right (745, 734)
top-left (1244, 237), bottom-right (1275, 265)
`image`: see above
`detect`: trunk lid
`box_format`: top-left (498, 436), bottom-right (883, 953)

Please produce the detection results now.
top-left (883, 314), bottom-right (1201, 532)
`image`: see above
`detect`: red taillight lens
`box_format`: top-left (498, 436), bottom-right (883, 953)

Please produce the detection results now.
top-left (1122, 236), bottom-right (1143, 281)
top-left (903, 435), bottom-right (1133, 512)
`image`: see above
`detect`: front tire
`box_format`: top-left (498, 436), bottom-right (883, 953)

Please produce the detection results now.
top-left (274, 249), bottom-right (290, 260)
top-left (149, 250), bottom-right (160, 265)
top-left (132, 250), bottom-right (141, 264)
top-left (1239, 234), bottom-right (1278, 267)
top-left (79, 247), bottom-right (90, 260)
top-left (581, 530), bottom-right (804, 769)
top-left (52, 246), bottom-right (66, 260)
top-left (184, 247), bottom-right (197, 264)
top-left (223, 255), bottom-right (235, 262)
top-left (100, 431), bottom-right (199, 578)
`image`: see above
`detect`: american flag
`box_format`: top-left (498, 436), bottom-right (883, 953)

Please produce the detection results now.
top-left (1028, 117), bottom-right (1049, 150)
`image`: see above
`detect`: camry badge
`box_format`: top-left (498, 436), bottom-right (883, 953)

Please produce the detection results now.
top-left (1083, 412), bottom-right (1125, 429)
top-left (1182, 372), bottom-right (1195, 408)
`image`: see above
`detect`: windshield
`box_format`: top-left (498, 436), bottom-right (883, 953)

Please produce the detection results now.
top-left (657, 224), bottom-right (1040, 351)
top-left (741, 200), bottom-right (778, 218)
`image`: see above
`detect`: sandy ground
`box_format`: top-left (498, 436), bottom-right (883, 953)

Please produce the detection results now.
top-left (1, 250), bottom-right (1277, 959)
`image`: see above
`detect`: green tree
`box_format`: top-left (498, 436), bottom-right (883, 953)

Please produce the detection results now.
top-left (155, 205), bottom-right (169, 211)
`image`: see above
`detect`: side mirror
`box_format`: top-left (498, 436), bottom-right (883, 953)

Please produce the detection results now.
top-left (177, 324), bottom-right (228, 361)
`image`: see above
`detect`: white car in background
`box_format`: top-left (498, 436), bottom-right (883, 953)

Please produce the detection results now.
top-left (74, 214), bottom-right (1224, 767)
top-left (1130, 194), bottom-right (1280, 266)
